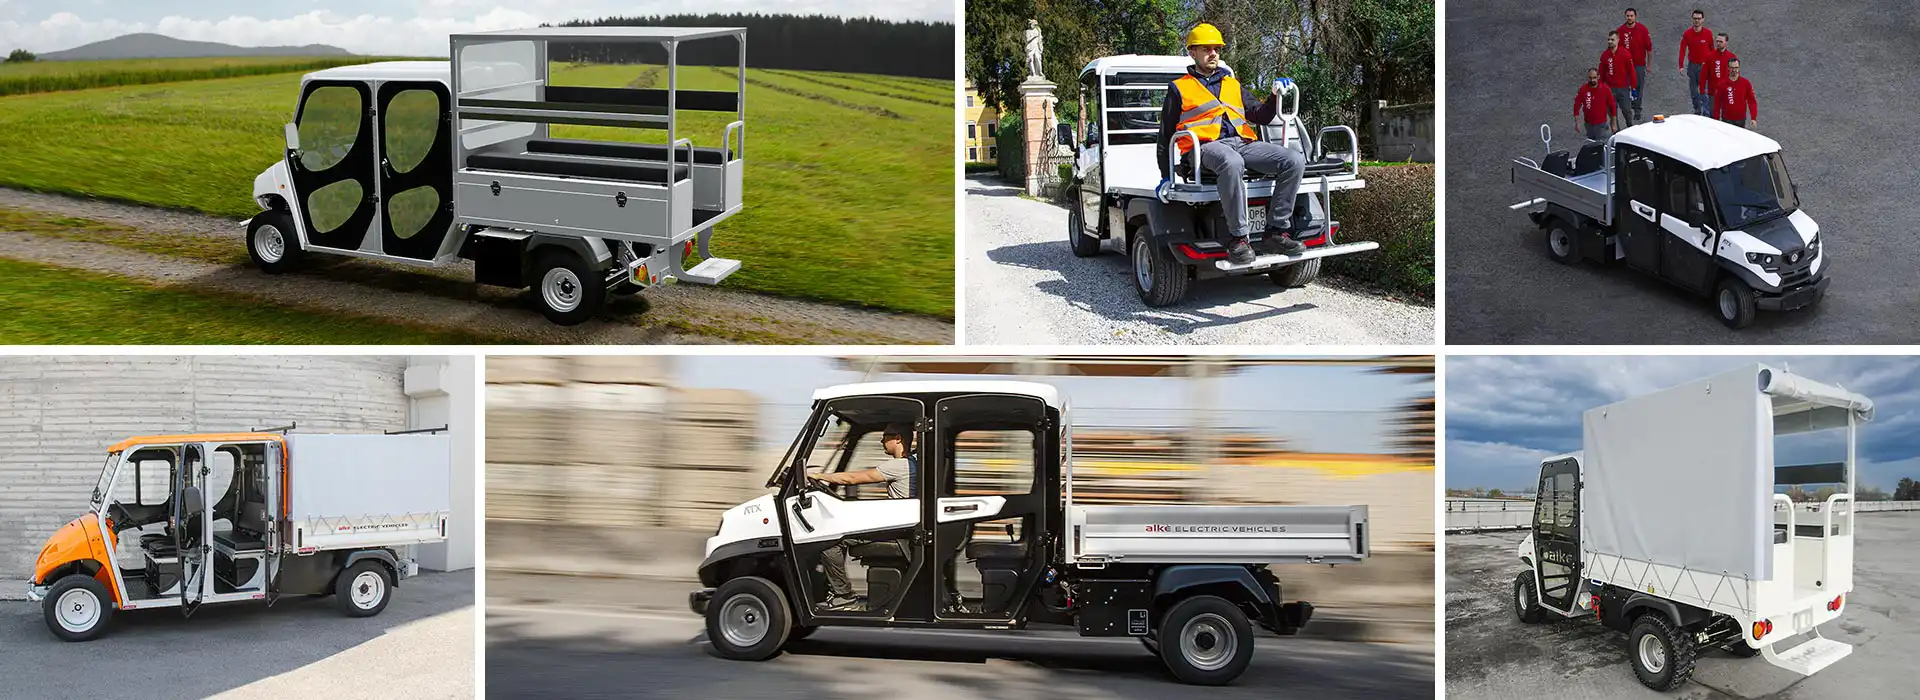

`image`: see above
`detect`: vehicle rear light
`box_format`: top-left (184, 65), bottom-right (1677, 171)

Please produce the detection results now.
top-left (1176, 243), bottom-right (1226, 260)
top-left (1301, 222), bottom-right (1337, 247)
top-left (683, 240), bottom-right (695, 258)
top-left (1248, 197), bottom-right (1270, 207)
top-left (1752, 619), bottom-right (1773, 639)
top-left (1828, 595), bottom-right (1843, 611)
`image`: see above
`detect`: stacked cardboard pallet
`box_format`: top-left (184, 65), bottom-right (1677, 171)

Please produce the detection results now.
top-left (486, 356), bottom-right (674, 524)
top-left (658, 387), bottom-right (762, 529)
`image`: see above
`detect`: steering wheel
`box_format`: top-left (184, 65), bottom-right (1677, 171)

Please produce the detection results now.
top-left (107, 502), bottom-right (136, 530)
top-left (800, 469), bottom-right (834, 494)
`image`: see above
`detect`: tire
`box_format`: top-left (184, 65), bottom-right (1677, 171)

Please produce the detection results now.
top-left (1544, 220), bottom-right (1578, 265)
top-left (530, 247), bottom-right (605, 326)
top-left (1628, 613), bottom-right (1697, 692)
top-left (247, 209), bottom-right (304, 274)
top-left (43, 574), bottom-right (114, 642)
top-left (1157, 595), bottom-right (1255, 686)
top-left (787, 624), bottom-right (818, 642)
top-left (1269, 258), bottom-right (1321, 288)
top-left (1131, 234), bottom-right (1189, 307)
top-left (706, 576), bottom-right (793, 661)
top-left (1726, 640), bottom-right (1762, 658)
top-left (334, 561), bottom-right (393, 618)
top-left (1068, 200), bottom-right (1101, 257)
top-left (1715, 276), bottom-right (1757, 329)
top-left (1513, 571), bottom-right (1546, 624)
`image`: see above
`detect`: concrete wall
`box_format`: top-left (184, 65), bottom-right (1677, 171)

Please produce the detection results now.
top-left (408, 355), bottom-right (478, 572)
top-left (1369, 100), bottom-right (1434, 163)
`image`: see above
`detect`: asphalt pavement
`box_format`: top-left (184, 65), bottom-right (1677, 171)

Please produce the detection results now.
top-left (487, 572), bottom-right (1434, 699)
top-left (963, 174), bottom-right (1433, 345)
top-left (0, 570), bottom-right (474, 700)
top-left (1445, 1), bottom-right (1920, 343)
top-left (1445, 513), bottom-right (1920, 699)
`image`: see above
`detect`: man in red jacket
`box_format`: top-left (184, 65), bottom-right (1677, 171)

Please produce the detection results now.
top-left (1617, 7), bottom-right (1652, 121)
top-left (1677, 9), bottom-right (1714, 116)
top-left (1599, 31), bottom-right (1638, 127)
top-left (1575, 68), bottom-right (1620, 141)
top-left (1698, 33), bottom-right (1736, 102)
top-left (1713, 58), bottom-right (1758, 129)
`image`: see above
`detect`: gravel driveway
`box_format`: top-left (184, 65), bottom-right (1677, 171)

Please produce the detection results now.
top-left (964, 175), bottom-right (1432, 345)
top-left (1446, 0), bottom-right (1920, 343)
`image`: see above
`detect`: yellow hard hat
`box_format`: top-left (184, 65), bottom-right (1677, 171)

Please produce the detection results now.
top-left (1186, 23), bottom-right (1225, 49)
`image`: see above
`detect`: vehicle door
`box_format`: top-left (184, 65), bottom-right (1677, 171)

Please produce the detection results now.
top-left (1614, 146), bottom-right (1664, 273)
top-left (1532, 457), bottom-right (1582, 613)
top-left (172, 443), bottom-right (211, 616)
top-left (1656, 163), bottom-right (1719, 292)
top-left (289, 81), bottom-right (378, 251)
top-left (930, 394), bottom-right (1052, 623)
top-left (778, 396), bottom-right (929, 622)
top-left (375, 81), bottom-right (457, 261)
top-left (1074, 71), bottom-right (1105, 239)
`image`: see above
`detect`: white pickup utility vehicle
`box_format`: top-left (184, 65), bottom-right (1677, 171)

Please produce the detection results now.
top-left (247, 27), bottom-right (748, 324)
top-left (27, 431), bottom-right (452, 641)
top-left (1062, 55), bottom-right (1377, 307)
top-left (689, 381), bottom-right (1368, 685)
top-left (1512, 365), bottom-right (1869, 691)
top-left (1511, 115), bottom-right (1825, 329)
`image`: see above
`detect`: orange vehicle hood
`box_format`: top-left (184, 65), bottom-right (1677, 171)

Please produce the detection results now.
top-left (32, 515), bottom-right (121, 604)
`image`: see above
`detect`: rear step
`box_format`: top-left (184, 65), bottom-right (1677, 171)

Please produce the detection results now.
top-left (1760, 631), bottom-right (1852, 675)
top-left (1214, 241), bottom-right (1380, 271)
top-left (677, 257), bottom-right (741, 285)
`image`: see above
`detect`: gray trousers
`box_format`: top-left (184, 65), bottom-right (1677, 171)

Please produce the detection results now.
top-left (1632, 65), bottom-right (1647, 119)
top-left (1585, 122), bottom-right (1612, 141)
top-left (820, 537), bottom-right (869, 599)
top-left (1685, 63), bottom-right (1707, 116)
top-left (1195, 137), bottom-right (1306, 238)
top-left (1611, 88), bottom-right (1636, 127)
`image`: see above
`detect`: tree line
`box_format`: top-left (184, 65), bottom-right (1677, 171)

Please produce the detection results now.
top-left (551, 13), bottom-right (953, 79)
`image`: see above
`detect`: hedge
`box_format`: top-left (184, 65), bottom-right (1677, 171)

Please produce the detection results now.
top-left (1324, 163), bottom-right (1435, 300)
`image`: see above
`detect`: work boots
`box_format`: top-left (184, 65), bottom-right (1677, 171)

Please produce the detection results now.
top-left (1227, 236), bottom-right (1257, 265)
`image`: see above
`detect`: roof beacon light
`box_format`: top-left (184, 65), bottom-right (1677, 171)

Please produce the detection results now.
top-left (1651, 115), bottom-right (1667, 123)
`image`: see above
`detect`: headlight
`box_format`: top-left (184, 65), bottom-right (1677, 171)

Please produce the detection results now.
top-left (1746, 252), bottom-right (1777, 266)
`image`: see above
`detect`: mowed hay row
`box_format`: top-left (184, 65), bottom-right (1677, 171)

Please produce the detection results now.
top-left (760, 69), bottom-right (948, 107)
top-left (0, 55), bottom-right (395, 97)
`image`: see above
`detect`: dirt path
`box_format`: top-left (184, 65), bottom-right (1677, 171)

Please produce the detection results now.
top-left (0, 188), bottom-right (953, 345)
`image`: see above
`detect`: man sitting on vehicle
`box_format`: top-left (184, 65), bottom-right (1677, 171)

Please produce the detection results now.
top-left (1155, 22), bottom-right (1308, 266)
top-left (807, 423), bottom-right (916, 611)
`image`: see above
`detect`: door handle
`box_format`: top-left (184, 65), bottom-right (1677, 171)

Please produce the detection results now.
top-left (943, 504), bottom-right (979, 514)
top-left (790, 500), bottom-right (814, 533)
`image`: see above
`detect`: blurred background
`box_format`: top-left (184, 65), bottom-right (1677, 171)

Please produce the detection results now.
top-left (486, 354), bottom-right (1432, 628)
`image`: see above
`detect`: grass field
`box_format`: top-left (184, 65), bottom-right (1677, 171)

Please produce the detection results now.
top-left (0, 55), bottom-right (396, 96)
top-left (0, 61), bottom-right (955, 317)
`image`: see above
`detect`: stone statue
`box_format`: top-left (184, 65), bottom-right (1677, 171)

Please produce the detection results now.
top-left (1024, 19), bottom-right (1044, 78)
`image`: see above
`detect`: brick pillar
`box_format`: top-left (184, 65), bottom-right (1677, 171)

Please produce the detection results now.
top-left (1019, 77), bottom-right (1057, 197)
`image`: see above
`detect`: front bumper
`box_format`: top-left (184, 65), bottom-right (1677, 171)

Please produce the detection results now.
top-left (1758, 274), bottom-right (1829, 311)
top-left (26, 583), bottom-right (49, 603)
top-left (689, 588), bottom-right (715, 616)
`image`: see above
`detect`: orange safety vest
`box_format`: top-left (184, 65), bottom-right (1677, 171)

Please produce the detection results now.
top-left (1171, 72), bottom-right (1260, 153)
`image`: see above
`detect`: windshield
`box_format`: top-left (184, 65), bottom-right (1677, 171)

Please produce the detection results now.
top-left (1708, 153), bottom-right (1798, 229)
top-left (88, 453), bottom-right (115, 512)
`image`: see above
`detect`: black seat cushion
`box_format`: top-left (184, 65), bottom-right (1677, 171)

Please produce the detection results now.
top-left (1573, 142), bottom-right (1606, 176)
top-left (1178, 151), bottom-right (1343, 183)
top-left (141, 534), bottom-right (178, 558)
top-left (965, 541), bottom-right (1028, 561)
top-left (1542, 150), bottom-right (1575, 177)
top-left (466, 151), bottom-right (690, 184)
top-left (528, 138), bottom-right (732, 165)
top-left (214, 529), bottom-right (264, 551)
top-left (849, 539), bottom-right (910, 565)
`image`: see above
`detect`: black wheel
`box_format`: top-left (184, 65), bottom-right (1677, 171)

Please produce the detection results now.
top-left (1131, 234), bottom-right (1189, 307)
top-left (1726, 640), bottom-right (1762, 658)
top-left (1544, 220), bottom-right (1578, 264)
top-left (247, 209), bottom-right (304, 273)
top-left (43, 574), bottom-right (114, 642)
top-left (1269, 258), bottom-right (1321, 287)
top-left (1068, 199), bottom-right (1101, 257)
top-left (787, 624), bottom-right (818, 642)
top-left (706, 576), bottom-right (793, 661)
top-left (334, 561), bottom-right (393, 618)
top-left (1628, 613), bottom-right (1697, 691)
top-left (531, 247), bottom-right (605, 326)
top-left (1513, 572), bottom-right (1546, 624)
top-left (1715, 276), bottom-right (1757, 329)
top-left (1157, 595), bottom-right (1255, 686)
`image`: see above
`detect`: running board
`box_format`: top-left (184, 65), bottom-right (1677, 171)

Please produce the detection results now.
top-left (676, 257), bottom-right (741, 285)
top-left (1213, 241), bottom-right (1380, 271)
top-left (1760, 632), bottom-right (1851, 676)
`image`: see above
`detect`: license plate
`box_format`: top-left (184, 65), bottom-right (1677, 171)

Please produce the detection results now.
top-left (1248, 205), bottom-right (1266, 227)
top-left (1782, 286), bottom-right (1819, 310)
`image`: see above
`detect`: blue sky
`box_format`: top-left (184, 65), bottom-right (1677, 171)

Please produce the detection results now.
top-left (0, 1), bottom-right (951, 56)
top-left (1447, 356), bottom-right (1920, 491)
top-left (677, 356), bottom-right (1431, 455)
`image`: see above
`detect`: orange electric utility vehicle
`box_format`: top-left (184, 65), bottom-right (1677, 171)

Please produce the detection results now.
top-left (27, 431), bottom-right (452, 641)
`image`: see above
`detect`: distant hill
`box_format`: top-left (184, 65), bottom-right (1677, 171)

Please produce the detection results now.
top-left (40, 33), bottom-right (351, 61)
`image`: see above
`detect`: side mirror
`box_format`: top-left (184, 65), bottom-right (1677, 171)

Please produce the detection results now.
top-left (283, 122), bottom-right (300, 152)
top-left (1056, 122), bottom-right (1074, 147)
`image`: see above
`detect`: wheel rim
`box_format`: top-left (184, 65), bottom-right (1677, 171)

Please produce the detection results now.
top-left (1719, 288), bottom-right (1738, 320)
top-left (1133, 238), bottom-right (1153, 292)
top-left (256, 224), bottom-right (286, 263)
top-left (56, 588), bottom-right (100, 632)
top-left (1517, 581), bottom-right (1528, 611)
top-left (1179, 612), bottom-right (1237, 671)
top-left (349, 571), bottom-right (384, 609)
top-left (718, 595), bottom-right (769, 648)
top-left (1639, 633), bottom-right (1668, 674)
top-left (542, 267), bottom-right (583, 313)
top-left (1550, 228), bottom-right (1572, 257)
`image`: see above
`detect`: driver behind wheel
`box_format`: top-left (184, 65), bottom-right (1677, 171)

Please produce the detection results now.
top-left (806, 423), bottom-right (916, 611)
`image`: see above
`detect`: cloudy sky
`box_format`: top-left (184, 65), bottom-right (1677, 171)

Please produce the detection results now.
top-left (0, 1), bottom-right (951, 56)
top-left (1447, 355), bottom-right (1920, 491)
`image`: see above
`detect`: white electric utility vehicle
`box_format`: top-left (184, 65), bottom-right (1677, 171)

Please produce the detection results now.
top-left (689, 381), bottom-right (1369, 685)
top-left (1511, 115), bottom-right (1825, 329)
top-left (27, 430), bottom-right (453, 641)
top-left (1061, 55), bottom-right (1378, 307)
top-left (1512, 365), bottom-right (1869, 691)
top-left (247, 26), bottom-right (748, 325)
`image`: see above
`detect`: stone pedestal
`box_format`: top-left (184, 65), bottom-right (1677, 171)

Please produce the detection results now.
top-left (1019, 77), bottom-right (1057, 197)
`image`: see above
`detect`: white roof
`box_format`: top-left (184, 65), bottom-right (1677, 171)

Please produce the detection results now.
top-left (1611, 114), bottom-right (1781, 171)
top-left (304, 61), bottom-right (450, 85)
top-left (454, 26), bottom-right (745, 42)
top-left (813, 381), bottom-right (1063, 408)
top-left (1081, 54), bottom-right (1196, 76)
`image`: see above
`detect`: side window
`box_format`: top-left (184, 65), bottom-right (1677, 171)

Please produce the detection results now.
top-left (124, 448), bottom-right (174, 507)
top-left (952, 429), bottom-right (1037, 496)
top-left (803, 414), bottom-right (856, 479)
top-left (1621, 149), bottom-right (1659, 204)
top-left (843, 430), bottom-right (894, 501)
top-left (298, 86), bottom-right (362, 172)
